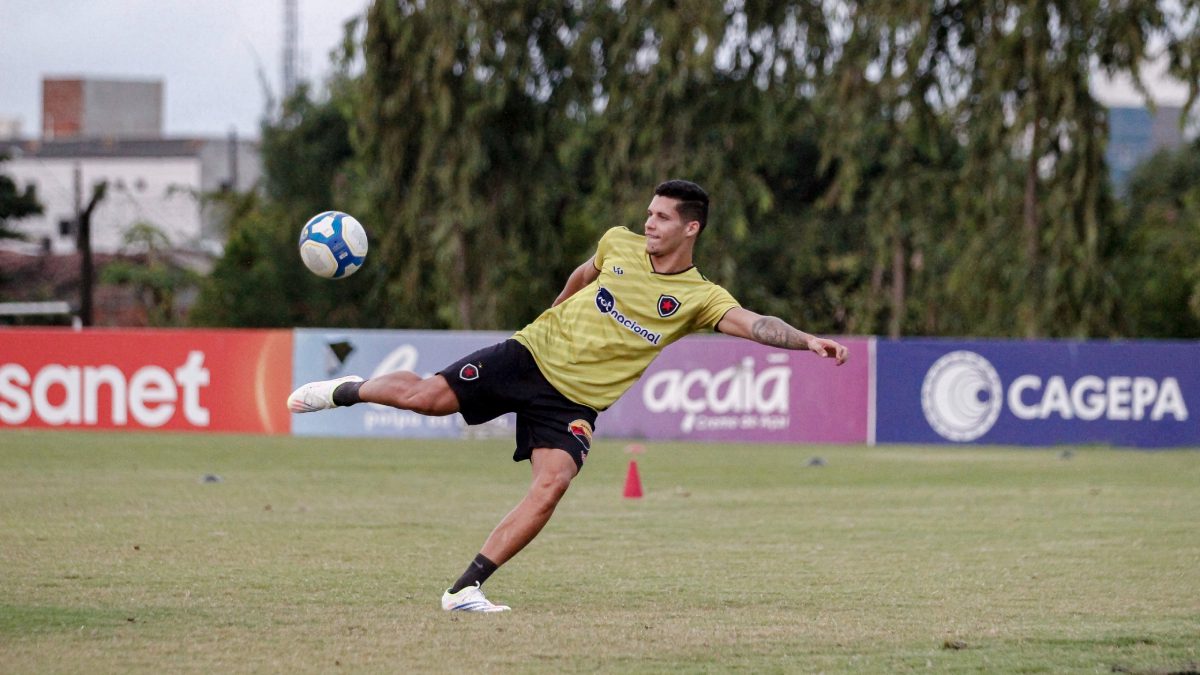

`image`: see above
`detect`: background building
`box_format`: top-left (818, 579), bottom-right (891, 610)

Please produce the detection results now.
top-left (41, 77), bottom-right (164, 139)
top-left (1, 136), bottom-right (259, 256)
top-left (1, 76), bottom-right (260, 257)
top-left (0, 116), bottom-right (21, 140)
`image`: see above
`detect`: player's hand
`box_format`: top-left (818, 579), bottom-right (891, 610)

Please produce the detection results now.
top-left (807, 337), bottom-right (848, 365)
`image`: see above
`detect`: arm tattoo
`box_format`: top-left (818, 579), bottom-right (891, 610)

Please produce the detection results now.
top-left (751, 316), bottom-right (810, 350)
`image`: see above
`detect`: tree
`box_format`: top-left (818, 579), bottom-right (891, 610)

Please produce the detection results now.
top-left (352, 2), bottom-right (598, 329)
top-left (0, 153), bottom-right (42, 240)
top-left (813, 3), bottom-right (965, 337)
top-left (351, 1), bottom-right (843, 329)
top-left (101, 222), bottom-right (201, 326)
top-left (195, 0), bottom-right (1200, 340)
top-left (190, 82), bottom-right (377, 328)
top-left (1118, 142), bottom-right (1200, 337)
top-left (948, 0), bottom-right (1199, 337)
top-left (815, 1), bottom-right (1200, 337)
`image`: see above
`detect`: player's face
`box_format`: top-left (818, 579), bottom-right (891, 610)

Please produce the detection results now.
top-left (643, 195), bottom-right (696, 257)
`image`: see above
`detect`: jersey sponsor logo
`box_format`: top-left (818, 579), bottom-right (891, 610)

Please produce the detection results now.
top-left (612, 266), bottom-right (624, 275)
top-left (568, 419), bottom-right (593, 456)
top-left (657, 294), bottom-right (681, 318)
top-left (595, 287), bottom-right (661, 345)
top-left (459, 363), bottom-right (480, 381)
top-left (596, 287), bottom-right (616, 314)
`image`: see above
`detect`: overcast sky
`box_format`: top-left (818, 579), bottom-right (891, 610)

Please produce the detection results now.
top-left (0, 0), bottom-right (368, 139)
top-left (0, 1), bottom-right (1190, 141)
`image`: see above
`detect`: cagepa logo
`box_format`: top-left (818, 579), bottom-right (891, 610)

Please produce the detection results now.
top-left (922, 350), bottom-right (1191, 442)
top-left (921, 351), bottom-right (1004, 441)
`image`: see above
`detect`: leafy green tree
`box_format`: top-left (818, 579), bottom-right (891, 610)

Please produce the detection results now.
top-left (352, 2), bottom-right (600, 329)
top-left (189, 83), bottom-right (379, 328)
top-left (262, 83), bottom-right (356, 220)
top-left (812, 3), bottom-right (965, 337)
top-left (815, 1), bottom-right (1200, 337)
top-left (195, 0), bottom-right (1200, 340)
top-left (0, 153), bottom-right (42, 240)
top-left (189, 191), bottom-right (382, 328)
top-left (1118, 142), bottom-right (1200, 337)
top-left (101, 222), bottom-right (200, 326)
top-left (949, 1), bottom-right (1198, 337)
top-left (352, 1), bottom-right (844, 330)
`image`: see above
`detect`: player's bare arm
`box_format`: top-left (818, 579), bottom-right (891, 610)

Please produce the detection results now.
top-left (717, 307), bottom-right (849, 365)
top-left (552, 255), bottom-right (601, 306)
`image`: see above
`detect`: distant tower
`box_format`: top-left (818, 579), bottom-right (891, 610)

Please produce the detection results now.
top-left (282, 0), bottom-right (299, 99)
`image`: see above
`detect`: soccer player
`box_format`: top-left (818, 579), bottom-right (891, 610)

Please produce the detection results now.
top-left (288, 179), bottom-right (849, 612)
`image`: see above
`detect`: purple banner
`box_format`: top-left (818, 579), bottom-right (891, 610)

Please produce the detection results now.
top-left (875, 339), bottom-right (1200, 448)
top-left (598, 336), bottom-right (869, 443)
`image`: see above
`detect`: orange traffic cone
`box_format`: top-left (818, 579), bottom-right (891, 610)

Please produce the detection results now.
top-left (623, 460), bottom-right (643, 499)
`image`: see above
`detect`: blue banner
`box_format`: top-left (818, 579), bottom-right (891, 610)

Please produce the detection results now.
top-left (875, 339), bottom-right (1199, 448)
top-left (291, 329), bottom-right (512, 438)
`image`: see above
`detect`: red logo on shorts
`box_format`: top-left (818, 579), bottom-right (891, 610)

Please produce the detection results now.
top-left (657, 294), bottom-right (681, 318)
top-left (459, 364), bottom-right (480, 381)
top-left (568, 419), bottom-right (593, 456)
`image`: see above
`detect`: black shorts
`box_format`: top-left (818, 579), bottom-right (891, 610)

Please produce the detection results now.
top-left (438, 340), bottom-right (597, 470)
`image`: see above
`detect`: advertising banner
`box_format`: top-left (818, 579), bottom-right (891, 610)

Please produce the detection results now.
top-left (598, 335), bottom-right (871, 444)
top-left (875, 339), bottom-right (1199, 448)
top-left (291, 329), bottom-right (512, 438)
top-left (0, 328), bottom-right (293, 434)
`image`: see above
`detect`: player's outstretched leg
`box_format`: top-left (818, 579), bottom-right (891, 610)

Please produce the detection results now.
top-left (287, 372), bottom-right (460, 416)
top-left (287, 375), bottom-right (363, 413)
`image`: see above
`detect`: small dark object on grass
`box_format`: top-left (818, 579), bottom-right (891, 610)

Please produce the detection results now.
top-left (200, 474), bottom-right (223, 484)
top-left (1059, 450), bottom-right (1075, 460)
top-left (943, 639), bottom-right (968, 650)
top-left (806, 457), bottom-right (827, 467)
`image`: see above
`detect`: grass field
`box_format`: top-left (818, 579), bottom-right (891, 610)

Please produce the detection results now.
top-left (0, 430), bottom-right (1197, 674)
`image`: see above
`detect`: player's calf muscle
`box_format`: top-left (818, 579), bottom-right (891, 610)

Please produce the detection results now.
top-left (361, 373), bottom-right (457, 415)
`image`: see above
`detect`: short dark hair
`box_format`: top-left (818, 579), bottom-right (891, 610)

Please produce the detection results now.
top-left (654, 179), bottom-right (709, 233)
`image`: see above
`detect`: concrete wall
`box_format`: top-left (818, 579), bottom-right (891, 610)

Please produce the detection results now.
top-left (6, 155), bottom-right (203, 254)
top-left (82, 80), bottom-right (163, 138)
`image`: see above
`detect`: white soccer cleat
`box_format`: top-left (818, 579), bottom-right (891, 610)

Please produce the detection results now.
top-left (286, 375), bottom-right (363, 413)
top-left (441, 583), bottom-right (511, 613)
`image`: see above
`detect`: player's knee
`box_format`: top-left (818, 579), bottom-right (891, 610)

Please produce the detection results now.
top-left (530, 472), bottom-right (572, 507)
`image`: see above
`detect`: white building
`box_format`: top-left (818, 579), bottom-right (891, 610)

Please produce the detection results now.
top-left (0, 137), bottom-right (260, 256)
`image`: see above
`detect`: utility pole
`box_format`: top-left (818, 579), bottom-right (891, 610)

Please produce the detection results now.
top-left (282, 0), bottom-right (299, 100)
top-left (74, 163), bottom-right (107, 327)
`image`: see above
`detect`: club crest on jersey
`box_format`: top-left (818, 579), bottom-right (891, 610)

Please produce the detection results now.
top-left (459, 363), bottom-right (480, 381)
top-left (657, 294), bottom-right (681, 318)
top-left (568, 419), bottom-right (593, 455)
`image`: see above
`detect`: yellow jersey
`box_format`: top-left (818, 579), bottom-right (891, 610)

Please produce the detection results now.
top-left (513, 226), bottom-right (740, 410)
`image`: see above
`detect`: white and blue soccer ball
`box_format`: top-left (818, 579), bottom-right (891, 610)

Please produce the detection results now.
top-left (298, 211), bottom-right (368, 279)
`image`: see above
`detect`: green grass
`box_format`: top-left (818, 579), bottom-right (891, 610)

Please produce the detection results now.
top-left (0, 430), bottom-right (1197, 674)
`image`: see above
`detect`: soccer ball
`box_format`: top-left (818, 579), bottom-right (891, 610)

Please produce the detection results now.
top-left (298, 211), bottom-right (368, 279)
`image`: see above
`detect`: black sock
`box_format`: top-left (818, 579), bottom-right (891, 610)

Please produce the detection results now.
top-left (449, 553), bottom-right (498, 593)
top-left (332, 380), bottom-right (363, 407)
